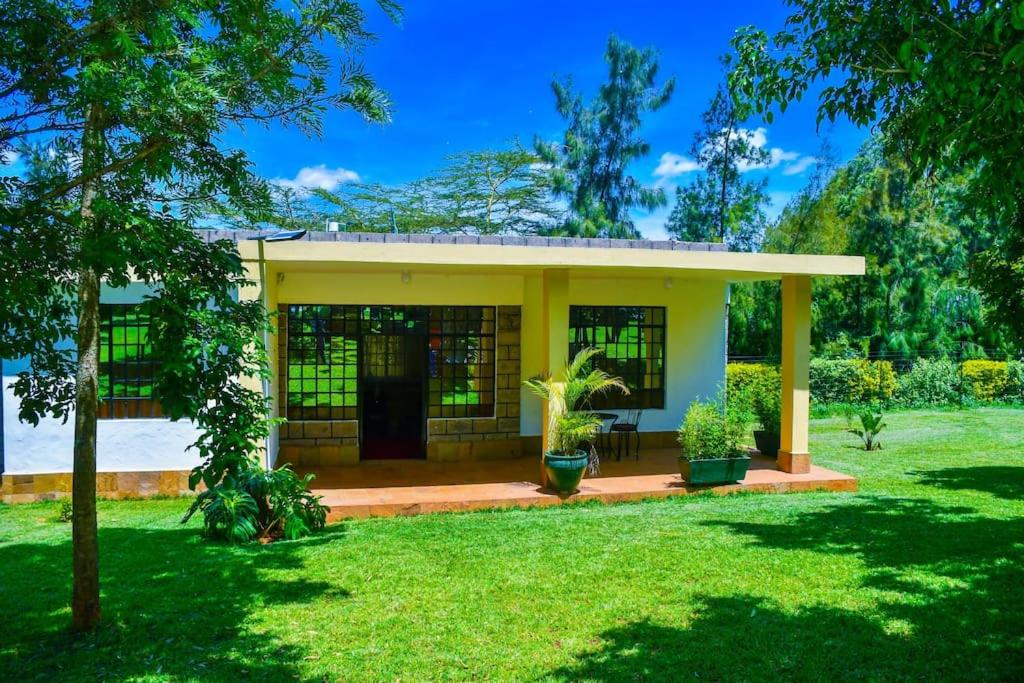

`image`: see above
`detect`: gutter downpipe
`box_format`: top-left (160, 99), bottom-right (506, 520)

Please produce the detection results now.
top-left (258, 238), bottom-right (271, 470)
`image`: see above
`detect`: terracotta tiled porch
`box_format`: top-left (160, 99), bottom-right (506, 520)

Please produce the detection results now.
top-left (298, 449), bottom-right (857, 520)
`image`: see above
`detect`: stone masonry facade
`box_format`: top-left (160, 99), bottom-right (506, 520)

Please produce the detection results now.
top-left (425, 305), bottom-right (522, 461)
top-left (276, 304), bottom-right (523, 467)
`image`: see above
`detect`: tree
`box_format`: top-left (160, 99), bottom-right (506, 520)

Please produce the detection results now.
top-left (536, 35), bottom-right (675, 238)
top-left (727, 137), bottom-right (1010, 361)
top-left (730, 0), bottom-right (1024, 344)
top-left (312, 143), bottom-right (562, 234)
top-left (666, 77), bottom-right (770, 251)
top-left (0, 0), bottom-right (398, 632)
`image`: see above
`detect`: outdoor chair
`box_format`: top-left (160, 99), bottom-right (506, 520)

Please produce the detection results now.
top-left (611, 409), bottom-right (643, 461)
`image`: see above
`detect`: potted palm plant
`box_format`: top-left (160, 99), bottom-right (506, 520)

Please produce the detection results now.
top-left (677, 391), bottom-right (753, 485)
top-left (523, 348), bottom-right (629, 495)
top-left (751, 388), bottom-right (781, 458)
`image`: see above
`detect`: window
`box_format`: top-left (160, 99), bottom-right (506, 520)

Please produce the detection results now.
top-left (286, 305), bottom-right (360, 421)
top-left (569, 306), bottom-right (665, 409)
top-left (428, 306), bottom-right (495, 418)
top-left (285, 305), bottom-right (496, 421)
top-left (98, 304), bottom-right (164, 419)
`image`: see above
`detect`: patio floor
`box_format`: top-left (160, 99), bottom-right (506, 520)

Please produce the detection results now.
top-left (299, 449), bottom-right (857, 520)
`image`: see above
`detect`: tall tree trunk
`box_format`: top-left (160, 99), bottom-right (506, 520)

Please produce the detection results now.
top-left (72, 263), bottom-right (101, 632)
top-left (72, 103), bottom-right (103, 632)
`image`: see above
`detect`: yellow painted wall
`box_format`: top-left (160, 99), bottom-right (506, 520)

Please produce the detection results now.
top-left (520, 275), bottom-right (727, 436)
top-left (276, 271), bottom-right (524, 306)
top-left (266, 264), bottom-right (728, 449)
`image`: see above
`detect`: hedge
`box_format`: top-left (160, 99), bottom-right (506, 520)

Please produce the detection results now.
top-left (727, 358), bottom-right (1024, 408)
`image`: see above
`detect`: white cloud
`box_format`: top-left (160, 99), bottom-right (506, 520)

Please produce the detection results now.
top-left (1, 150), bottom-right (21, 166)
top-left (633, 206), bottom-right (672, 240)
top-left (274, 164), bottom-right (360, 192)
top-left (653, 152), bottom-right (701, 180)
top-left (656, 128), bottom-right (816, 180)
top-left (782, 155), bottom-right (818, 176)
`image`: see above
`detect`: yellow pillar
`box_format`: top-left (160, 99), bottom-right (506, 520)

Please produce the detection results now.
top-left (540, 270), bottom-right (569, 478)
top-left (779, 275), bottom-right (812, 473)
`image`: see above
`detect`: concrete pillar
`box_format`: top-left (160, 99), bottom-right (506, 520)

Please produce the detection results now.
top-left (779, 275), bottom-right (811, 473)
top-left (540, 269), bottom-right (569, 475)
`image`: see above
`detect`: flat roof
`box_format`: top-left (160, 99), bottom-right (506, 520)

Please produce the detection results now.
top-left (210, 230), bottom-right (864, 281)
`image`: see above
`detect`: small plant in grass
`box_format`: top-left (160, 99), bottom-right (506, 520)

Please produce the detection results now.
top-left (58, 499), bottom-right (73, 523)
top-left (848, 410), bottom-right (886, 451)
top-left (183, 464), bottom-right (327, 543)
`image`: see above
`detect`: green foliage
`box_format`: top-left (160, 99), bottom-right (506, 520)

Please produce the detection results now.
top-left (731, 1), bottom-right (1024, 348)
top-left (894, 359), bottom-right (961, 408)
top-left (666, 70), bottom-right (770, 251)
top-left (522, 348), bottom-right (629, 455)
top-left (961, 360), bottom-right (1010, 403)
top-left (184, 464), bottom-right (327, 544)
top-left (808, 359), bottom-right (896, 405)
top-left (727, 363), bottom-right (781, 434)
top-left (536, 35), bottom-right (674, 238)
top-left (1008, 361), bottom-right (1024, 404)
top-left (847, 411), bottom-right (886, 451)
top-left (730, 138), bottom-right (1012, 360)
top-left (677, 392), bottom-right (752, 460)
top-left (57, 499), bottom-right (73, 523)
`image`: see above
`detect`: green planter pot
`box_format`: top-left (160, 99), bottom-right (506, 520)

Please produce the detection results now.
top-left (679, 455), bottom-right (752, 485)
top-left (543, 450), bottom-right (590, 495)
top-left (753, 431), bottom-right (780, 458)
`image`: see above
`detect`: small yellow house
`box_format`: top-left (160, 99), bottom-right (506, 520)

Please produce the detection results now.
top-left (1, 229), bottom-right (863, 502)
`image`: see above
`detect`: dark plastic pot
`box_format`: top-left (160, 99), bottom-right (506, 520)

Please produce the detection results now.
top-left (753, 431), bottom-right (780, 458)
top-left (679, 455), bottom-right (752, 485)
top-left (543, 450), bottom-right (590, 495)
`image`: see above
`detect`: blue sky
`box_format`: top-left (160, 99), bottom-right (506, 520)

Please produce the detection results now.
top-left (236, 2), bottom-right (867, 238)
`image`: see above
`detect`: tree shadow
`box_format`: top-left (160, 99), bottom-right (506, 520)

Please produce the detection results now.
top-left (1, 524), bottom-right (351, 680)
top-left (547, 497), bottom-right (1024, 680)
top-left (913, 466), bottom-right (1024, 501)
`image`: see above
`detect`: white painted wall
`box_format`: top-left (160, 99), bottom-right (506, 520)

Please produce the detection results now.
top-left (2, 282), bottom-right (203, 474)
top-left (519, 276), bottom-right (728, 436)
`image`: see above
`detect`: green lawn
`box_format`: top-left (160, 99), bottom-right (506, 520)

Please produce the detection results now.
top-left (2, 408), bottom-right (1023, 681)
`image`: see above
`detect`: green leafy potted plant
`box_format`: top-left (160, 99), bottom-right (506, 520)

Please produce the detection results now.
top-left (524, 348), bottom-right (629, 495)
top-left (750, 388), bottom-right (781, 458)
top-left (677, 392), bottom-right (753, 485)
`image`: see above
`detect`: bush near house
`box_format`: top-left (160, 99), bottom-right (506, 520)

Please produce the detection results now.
top-left (894, 359), bottom-right (961, 407)
top-left (961, 360), bottom-right (1010, 402)
top-left (728, 358), bottom-right (1024, 410)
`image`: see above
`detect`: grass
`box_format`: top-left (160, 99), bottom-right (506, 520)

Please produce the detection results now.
top-left (2, 408), bottom-right (1023, 681)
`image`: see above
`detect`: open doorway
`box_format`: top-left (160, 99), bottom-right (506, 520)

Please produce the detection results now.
top-left (359, 309), bottom-right (428, 460)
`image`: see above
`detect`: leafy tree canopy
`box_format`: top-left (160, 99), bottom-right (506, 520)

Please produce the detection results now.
top-left (667, 73), bottom-right (770, 251)
top-left (0, 0), bottom-right (398, 630)
top-left (730, 0), bottom-right (1024, 345)
top-left (536, 35), bottom-right (675, 239)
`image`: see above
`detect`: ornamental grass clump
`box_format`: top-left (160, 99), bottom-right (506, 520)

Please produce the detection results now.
top-left (677, 392), bottom-right (752, 460)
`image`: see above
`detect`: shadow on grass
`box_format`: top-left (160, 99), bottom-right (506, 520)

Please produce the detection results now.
top-left (547, 496), bottom-right (1024, 681)
top-left (913, 466), bottom-right (1024, 501)
top-left (0, 524), bottom-right (350, 681)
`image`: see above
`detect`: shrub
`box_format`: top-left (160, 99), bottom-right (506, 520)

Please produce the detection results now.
top-left (58, 499), bottom-right (73, 523)
top-left (1007, 361), bottom-right (1024, 403)
top-left (895, 358), bottom-right (960, 407)
top-left (853, 360), bottom-right (897, 402)
top-left (677, 392), bottom-right (752, 460)
top-left (961, 360), bottom-right (1009, 402)
top-left (809, 359), bottom-right (861, 404)
top-left (809, 359), bottom-right (895, 404)
top-left (726, 363), bottom-right (777, 399)
top-left (184, 464), bottom-right (328, 543)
